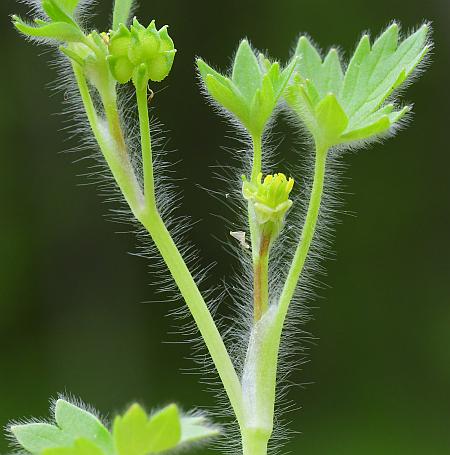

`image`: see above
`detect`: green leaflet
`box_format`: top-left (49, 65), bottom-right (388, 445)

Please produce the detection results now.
top-left (197, 40), bottom-right (296, 137)
top-left (288, 22), bottom-right (430, 147)
top-left (13, 15), bottom-right (84, 42)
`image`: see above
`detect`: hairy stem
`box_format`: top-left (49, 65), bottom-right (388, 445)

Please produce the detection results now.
top-left (251, 134), bottom-right (262, 182)
top-left (74, 64), bottom-right (244, 425)
top-left (242, 429), bottom-right (269, 455)
top-left (136, 83), bottom-right (156, 208)
top-left (72, 63), bottom-right (144, 215)
top-left (276, 144), bottom-right (328, 327)
top-left (253, 235), bottom-right (270, 321)
top-left (140, 210), bottom-right (244, 423)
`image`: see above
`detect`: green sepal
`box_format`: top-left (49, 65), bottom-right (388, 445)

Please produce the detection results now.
top-left (13, 15), bottom-right (84, 42)
top-left (54, 400), bottom-right (113, 455)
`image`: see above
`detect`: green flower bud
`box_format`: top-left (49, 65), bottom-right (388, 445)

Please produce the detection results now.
top-left (108, 18), bottom-right (176, 85)
top-left (243, 172), bottom-right (294, 230)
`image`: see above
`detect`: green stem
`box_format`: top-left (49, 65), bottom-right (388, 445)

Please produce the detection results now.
top-left (133, 82), bottom-right (243, 424)
top-left (253, 235), bottom-right (269, 321)
top-left (250, 134), bottom-right (262, 182)
top-left (139, 210), bottom-right (244, 424)
top-left (242, 429), bottom-right (269, 455)
top-left (74, 63), bottom-right (244, 424)
top-left (136, 83), bottom-right (156, 208)
top-left (72, 63), bottom-right (144, 215)
top-left (276, 144), bottom-right (328, 327)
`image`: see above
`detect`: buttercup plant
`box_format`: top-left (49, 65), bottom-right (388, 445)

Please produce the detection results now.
top-left (9, 0), bottom-right (431, 454)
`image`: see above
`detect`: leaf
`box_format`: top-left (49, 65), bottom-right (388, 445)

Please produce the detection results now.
top-left (112, 0), bottom-right (135, 30)
top-left (11, 423), bottom-right (73, 454)
top-left (54, 400), bottom-right (113, 455)
top-left (146, 404), bottom-right (181, 453)
top-left (13, 16), bottom-right (84, 42)
top-left (232, 40), bottom-right (262, 102)
top-left (180, 416), bottom-right (220, 445)
top-left (43, 439), bottom-right (105, 455)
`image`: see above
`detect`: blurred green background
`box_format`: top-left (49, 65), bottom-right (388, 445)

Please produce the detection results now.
top-left (1, 0), bottom-right (449, 453)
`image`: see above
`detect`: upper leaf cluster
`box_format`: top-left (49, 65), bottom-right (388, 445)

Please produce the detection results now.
top-left (286, 23), bottom-right (430, 148)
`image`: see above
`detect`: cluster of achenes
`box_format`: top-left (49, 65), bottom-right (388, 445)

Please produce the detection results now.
top-left (11, 1), bottom-right (431, 455)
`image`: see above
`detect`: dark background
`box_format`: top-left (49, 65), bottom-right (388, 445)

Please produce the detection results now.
top-left (1, 0), bottom-right (449, 453)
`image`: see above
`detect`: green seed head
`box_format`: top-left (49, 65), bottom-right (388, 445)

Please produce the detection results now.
top-left (108, 18), bottom-right (176, 85)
